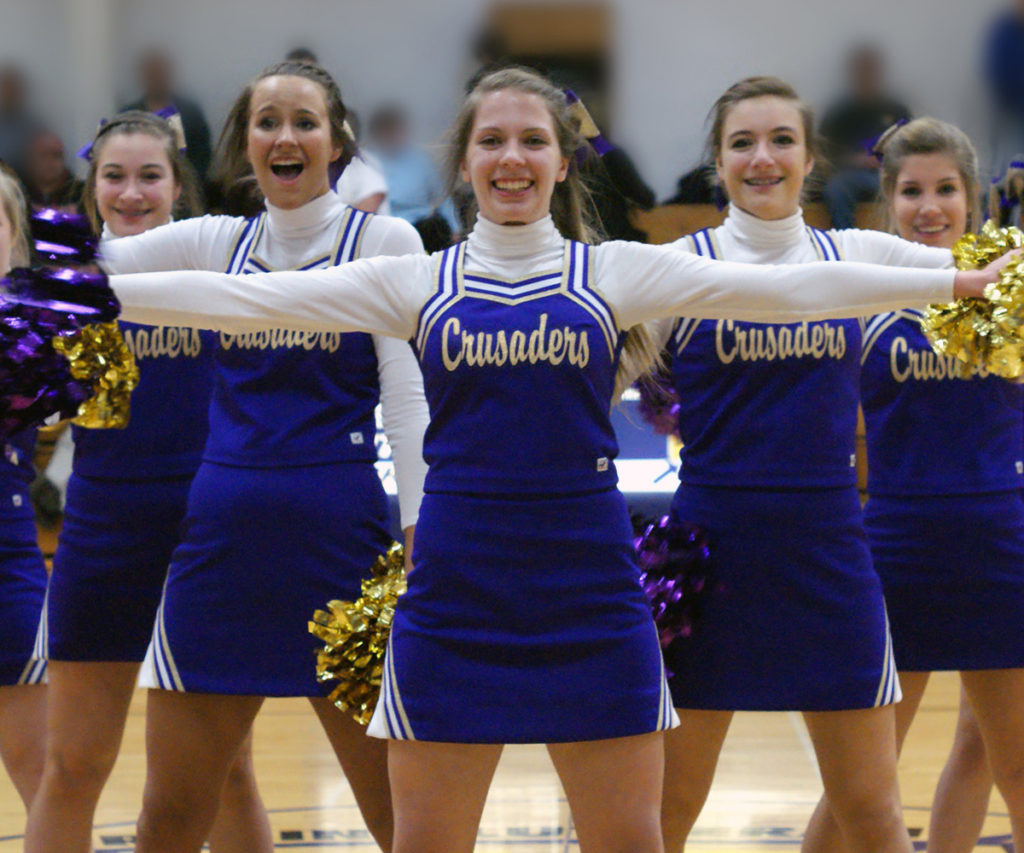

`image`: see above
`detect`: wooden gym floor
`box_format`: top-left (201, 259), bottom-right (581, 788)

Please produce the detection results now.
top-left (0, 671), bottom-right (1013, 851)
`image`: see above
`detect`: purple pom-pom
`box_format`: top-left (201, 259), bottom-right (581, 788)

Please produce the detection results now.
top-left (31, 209), bottom-right (99, 265)
top-left (634, 516), bottom-right (711, 650)
top-left (0, 263), bottom-right (121, 440)
top-left (635, 367), bottom-right (681, 437)
top-left (3, 266), bottom-right (118, 322)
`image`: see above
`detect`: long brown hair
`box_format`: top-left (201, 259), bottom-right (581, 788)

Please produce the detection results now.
top-left (446, 66), bottom-right (660, 396)
top-left (213, 61), bottom-right (356, 215)
top-left (81, 110), bottom-right (202, 234)
top-left (877, 117), bottom-right (981, 234)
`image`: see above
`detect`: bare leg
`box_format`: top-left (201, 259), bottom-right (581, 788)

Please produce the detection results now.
top-left (661, 709), bottom-right (732, 853)
top-left (960, 669), bottom-right (1024, 852)
top-left (134, 690), bottom-right (263, 853)
top-left (927, 684), bottom-right (992, 853)
top-left (0, 683), bottom-right (46, 809)
top-left (802, 673), bottom-right (928, 853)
top-left (24, 661), bottom-right (138, 853)
top-left (309, 697), bottom-right (392, 850)
top-left (206, 729), bottom-right (274, 853)
top-left (548, 731), bottom-right (665, 853)
top-left (388, 739), bottom-right (503, 853)
top-left (802, 706), bottom-right (913, 853)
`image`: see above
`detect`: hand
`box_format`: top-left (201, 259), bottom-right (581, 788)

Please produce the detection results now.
top-left (403, 525), bottom-right (415, 574)
top-left (952, 249), bottom-right (1023, 299)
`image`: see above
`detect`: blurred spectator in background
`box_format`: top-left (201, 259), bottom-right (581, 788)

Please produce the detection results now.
top-left (989, 156), bottom-right (1024, 226)
top-left (367, 104), bottom-right (459, 236)
top-left (285, 46), bottom-right (319, 65)
top-left (983, 0), bottom-right (1024, 180)
top-left (664, 163), bottom-right (718, 206)
top-left (121, 48), bottom-right (212, 184)
top-left (22, 130), bottom-right (83, 214)
top-left (819, 45), bottom-right (911, 228)
top-left (334, 109), bottom-right (390, 214)
top-left (0, 66), bottom-right (44, 179)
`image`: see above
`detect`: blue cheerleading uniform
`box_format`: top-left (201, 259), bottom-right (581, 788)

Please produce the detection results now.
top-left (100, 192), bottom-right (430, 696)
top-left (861, 308), bottom-right (1024, 670)
top-left (655, 204), bottom-right (951, 711)
top-left (41, 313), bottom-right (216, 663)
top-left (0, 427), bottom-right (47, 685)
top-left (109, 211), bottom-right (957, 742)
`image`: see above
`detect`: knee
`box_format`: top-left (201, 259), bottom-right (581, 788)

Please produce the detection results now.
top-left (43, 738), bottom-right (119, 796)
top-left (220, 751), bottom-right (259, 803)
top-left (824, 781), bottom-right (903, 838)
top-left (950, 721), bottom-right (989, 776)
top-left (990, 756), bottom-right (1024, 805)
top-left (136, 794), bottom-right (206, 849)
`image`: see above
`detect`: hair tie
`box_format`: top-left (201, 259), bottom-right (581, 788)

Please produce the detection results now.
top-left (868, 118), bottom-right (909, 162)
top-left (564, 88), bottom-right (614, 158)
top-left (76, 119), bottom-right (108, 161)
top-left (153, 106), bottom-right (188, 153)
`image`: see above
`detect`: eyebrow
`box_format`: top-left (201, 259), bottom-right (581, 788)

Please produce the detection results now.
top-left (897, 175), bottom-right (961, 185)
top-left (253, 104), bottom-right (319, 116)
top-left (475, 125), bottom-right (551, 134)
top-left (727, 125), bottom-right (798, 141)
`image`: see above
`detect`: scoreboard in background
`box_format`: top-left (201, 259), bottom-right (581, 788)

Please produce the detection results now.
top-left (372, 388), bottom-right (680, 535)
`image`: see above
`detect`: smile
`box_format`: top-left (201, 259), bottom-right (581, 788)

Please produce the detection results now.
top-left (744, 177), bottom-right (783, 187)
top-left (493, 179), bottom-right (532, 192)
top-left (915, 224), bottom-right (947, 234)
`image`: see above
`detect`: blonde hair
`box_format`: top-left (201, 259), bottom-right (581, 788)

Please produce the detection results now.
top-left (446, 66), bottom-right (660, 396)
top-left (0, 168), bottom-right (30, 269)
top-left (878, 117), bottom-right (981, 233)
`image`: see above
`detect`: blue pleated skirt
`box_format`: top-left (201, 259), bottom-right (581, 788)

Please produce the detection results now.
top-left (45, 473), bottom-right (192, 662)
top-left (665, 484), bottom-right (899, 711)
top-left (0, 487), bottom-right (47, 685)
top-left (140, 460), bottom-right (390, 696)
top-left (367, 488), bottom-right (677, 743)
top-left (867, 491), bottom-right (1024, 671)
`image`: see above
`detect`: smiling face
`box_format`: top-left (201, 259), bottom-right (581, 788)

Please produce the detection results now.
top-left (459, 88), bottom-right (569, 226)
top-left (94, 132), bottom-right (180, 237)
top-left (716, 95), bottom-right (813, 221)
top-left (891, 152), bottom-right (968, 249)
top-left (246, 75), bottom-right (340, 210)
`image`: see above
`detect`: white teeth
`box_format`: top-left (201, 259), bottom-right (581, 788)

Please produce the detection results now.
top-left (746, 178), bottom-right (782, 186)
top-left (495, 179), bottom-right (530, 191)
top-left (916, 225), bottom-right (946, 233)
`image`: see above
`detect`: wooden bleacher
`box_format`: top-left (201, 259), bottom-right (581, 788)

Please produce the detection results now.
top-left (629, 202), bottom-right (886, 245)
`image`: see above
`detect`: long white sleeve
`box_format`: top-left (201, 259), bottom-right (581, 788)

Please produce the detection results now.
top-left (100, 216), bottom-right (244, 273)
top-left (373, 334), bottom-right (428, 527)
top-left (596, 240), bottom-right (956, 329)
top-left (112, 251), bottom-right (435, 339)
top-left (837, 229), bottom-right (953, 269)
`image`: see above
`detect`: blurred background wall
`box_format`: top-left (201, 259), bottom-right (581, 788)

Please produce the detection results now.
top-left (0, 0), bottom-right (1009, 198)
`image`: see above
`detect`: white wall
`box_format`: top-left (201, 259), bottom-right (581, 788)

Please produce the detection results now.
top-left (0, 0), bottom-right (1011, 195)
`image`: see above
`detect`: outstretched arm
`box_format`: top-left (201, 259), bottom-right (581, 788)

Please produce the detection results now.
top-left (111, 252), bottom-right (434, 340)
top-left (597, 241), bottom-right (982, 328)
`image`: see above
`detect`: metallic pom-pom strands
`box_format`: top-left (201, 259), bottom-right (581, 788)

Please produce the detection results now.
top-left (52, 321), bottom-right (139, 429)
top-left (309, 544), bottom-right (407, 725)
top-left (634, 516), bottom-right (712, 650)
top-left (921, 222), bottom-right (1024, 379)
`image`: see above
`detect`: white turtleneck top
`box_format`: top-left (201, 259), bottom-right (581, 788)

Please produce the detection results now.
top-left (650, 204), bottom-right (953, 489)
top-left (101, 191), bottom-right (429, 527)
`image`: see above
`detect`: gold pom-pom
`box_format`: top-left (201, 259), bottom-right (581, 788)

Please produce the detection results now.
top-left (921, 221), bottom-right (1024, 379)
top-left (309, 543), bottom-right (407, 725)
top-left (51, 321), bottom-right (139, 428)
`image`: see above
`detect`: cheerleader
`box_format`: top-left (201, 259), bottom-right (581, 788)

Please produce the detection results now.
top-left (94, 62), bottom-right (429, 852)
top-left (648, 78), bottom-right (963, 853)
top-left (806, 118), bottom-right (1024, 853)
top-left (0, 168), bottom-right (47, 815)
top-left (23, 111), bottom-right (274, 853)
top-left (102, 67), bottom-right (998, 853)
